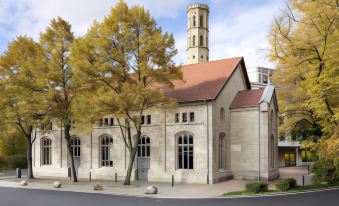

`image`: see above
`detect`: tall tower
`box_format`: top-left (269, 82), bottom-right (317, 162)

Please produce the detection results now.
top-left (186, 3), bottom-right (209, 64)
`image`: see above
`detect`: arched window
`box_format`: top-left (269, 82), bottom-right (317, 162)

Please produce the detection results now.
top-left (71, 136), bottom-right (81, 158)
top-left (138, 136), bottom-right (150, 157)
top-left (100, 136), bottom-right (113, 167)
top-left (271, 135), bottom-right (275, 168)
top-left (220, 108), bottom-right (225, 121)
top-left (200, 15), bottom-right (203, 27)
top-left (219, 133), bottom-right (226, 170)
top-left (192, 35), bottom-right (196, 46)
top-left (42, 138), bottom-right (52, 165)
top-left (177, 133), bottom-right (193, 169)
top-left (271, 110), bottom-right (275, 129)
top-left (200, 35), bottom-right (203, 46)
top-left (193, 15), bottom-right (196, 26)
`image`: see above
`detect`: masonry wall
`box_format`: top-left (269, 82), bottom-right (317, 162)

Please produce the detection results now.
top-left (211, 65), bottom-right (247, 183)
top-left (33, 103), bottom-right (211, 183)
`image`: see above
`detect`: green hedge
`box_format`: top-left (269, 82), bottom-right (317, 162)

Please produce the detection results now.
top-left (275, 178), bottom-right (297, 191)
top-left (275, 180), bottom-right (290, 191)
top-left (245, 181), bottom-right (268, 193)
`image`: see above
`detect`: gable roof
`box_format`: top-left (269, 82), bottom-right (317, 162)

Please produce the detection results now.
top-left (164, 57), bottom-right (250, 102)
top-left (230, 88), bottom-right (265, 109)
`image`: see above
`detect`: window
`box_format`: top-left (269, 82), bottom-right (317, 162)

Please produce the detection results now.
top-left (40, 122), bottom-right (52, 131)
top-left (193, 55), bottom-right (195, 59)
top-left (193, 15), bottom-right (196, 26)
top-left (220, 108), bottom-right (225, 121)
top-left (271, 135), bottom-right (274, 168)
top-left (71, 136), bottom-right (81, 158)
top-left (100, 136), bottom-right (113, 167)
top-left (189, 112), bottom-right (195, 122)
top-left (138, 136), bottom-right (150, 157)
top-left (200, 35), bottom-right (203, 46)
top-left (141, 115), bottom-right (151, 125)
top-left (177, 134), bottom-right (193, 169)
top-left (201, 55), bottom-right (203, 59)
top-left (104, 118), bottom-right (109, 126)
top-left (219, 133), bottom-right (226, 170)
top-left (175, 113), bottom-right (180, 123)
top-left (271, 110), bottom-right (275, 130)
top-left (99, 118), bottom-right (103, 127)
top-left (182, 113), bottom-right (187, 123)
top-left (147, 115), bottom-right (151, 124)
top-left (42, 138), bottom-right (52, 165)
top-left (192, 35), bottom-right (196, 46)
top-left (301, 150), bottom-right (313, 162)
top-left (110, 118), bottom-right (114, 126)
top-left (199, 15), bottom-right (203, 27)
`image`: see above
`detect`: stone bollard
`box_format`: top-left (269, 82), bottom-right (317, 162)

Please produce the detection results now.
top-left (145, 186), bottom-right (158, 195)
top-left (53, 181), bottom-right (62, 188)
top-left (20, 180), bottom-right (28, 186)
top-left (93, 183), bottom-right (103, 191)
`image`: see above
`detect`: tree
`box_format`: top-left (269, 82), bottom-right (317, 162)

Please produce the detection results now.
top-left (268, 0), bottom-right (338, 171)
top-left (0, 36), bottom-right (47, 178)
top-left (72, 0), bottom-right (182, 185)
top-left (39, 17), bottom-right (79, 182)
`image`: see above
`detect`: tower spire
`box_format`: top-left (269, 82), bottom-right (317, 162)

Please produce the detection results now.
top-left (186, 3), bottom-right (209, 64)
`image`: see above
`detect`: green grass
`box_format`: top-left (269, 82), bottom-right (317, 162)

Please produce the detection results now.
top-left (224, 183), bottom-right (339, 196)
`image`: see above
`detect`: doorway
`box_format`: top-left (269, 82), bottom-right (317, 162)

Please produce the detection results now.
top-left (137, 136), bottom-right (150, 180)
top-left (284, 152), bottom-right (296, 167)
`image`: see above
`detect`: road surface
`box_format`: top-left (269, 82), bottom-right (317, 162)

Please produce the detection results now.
top-left (0, 186), bottom-right (338, 206)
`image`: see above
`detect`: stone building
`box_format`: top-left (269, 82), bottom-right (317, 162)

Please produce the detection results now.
top-left (32, 3), bottom-right (279, 184)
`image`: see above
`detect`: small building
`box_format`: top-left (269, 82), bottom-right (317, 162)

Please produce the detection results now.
top-left (32, 3), bottom-right (279, 183)
top-left (248, 67), bottom-right (275, 89)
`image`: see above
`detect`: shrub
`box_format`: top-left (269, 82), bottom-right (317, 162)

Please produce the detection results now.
top-left (245, 181), bottom-right (268, 193)
top-left (275, 179), bottom-right (290, 191)
top-left (286, 178), bottom-right (297, 189)
top-left (312, 159), bottom-right (338, 184)
top-left (4, 155), bottom-right (27, 169)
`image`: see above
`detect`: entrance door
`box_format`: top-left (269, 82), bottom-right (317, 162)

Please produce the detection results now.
top-left (284, 152), bottom-right (296, 166)
top-left (71, 137), bottom-right (81, 176)
top-left (137, 136), bottom-right (150, 180)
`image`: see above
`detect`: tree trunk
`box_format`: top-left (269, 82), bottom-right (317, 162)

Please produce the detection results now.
top-left (25, 126), bottom-right (34, 179)
top-left (64, 124), bottom-right (78, 182)
top-left (124, 147), bottom-right (138, 185)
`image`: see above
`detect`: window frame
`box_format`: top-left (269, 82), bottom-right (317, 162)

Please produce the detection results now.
top-left (177, 133), bottom-right (194, 170)
top-left (100, 136), bottom-right (113, 167)
top-left (42, 138), bottom-right (52, 165)
top-left (71, 136), bottom-right (81, 158)
top-left (189, 112), bottom-right (195, 122)
top-left (218, 133), bottom-right (226, 170)
top-left (138, 136), bottom-right (150, 158)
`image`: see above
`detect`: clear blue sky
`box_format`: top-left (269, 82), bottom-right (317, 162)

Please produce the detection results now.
top-left (0, 0), bottom-right (285, 68)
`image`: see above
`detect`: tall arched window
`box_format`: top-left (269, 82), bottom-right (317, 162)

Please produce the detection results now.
top-left (138, 136), bottom-right (150, 157)
top-left (220, 108), bottom-right (225, 121)
top-left (271, 135), bottom-right (275, 168)
top-left (219, 133), bottom-right (226, 170)
top-left (271, 110), bottom-right (275, 129)
top-left (200, 35), bottom-right (203, 46)
top-left (71, 136), bottom-right (81, 158)
top-left (177, 133), bottom-right (193, 169)
top-left (42, 138), bottom-right (52, 165)
top-left (200, 15), bottom-right (203, 27)
top-left (100, 136), bottom-right (113, 167)
top-left (193, 15), bottom-right (196, 26)
top-left (192, 35), bottom-right (196, 46)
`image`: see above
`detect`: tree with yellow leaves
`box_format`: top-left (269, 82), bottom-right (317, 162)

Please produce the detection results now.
top-left (269, 0), bottom-right (338, 182)
top-left (72, 0), bottom-right (182, 185)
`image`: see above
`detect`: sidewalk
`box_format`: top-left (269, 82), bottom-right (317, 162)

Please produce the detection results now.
top-left (0, 177), bottom-right (277, 198)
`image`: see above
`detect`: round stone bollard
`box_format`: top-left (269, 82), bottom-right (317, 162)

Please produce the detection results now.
top-left (53, 181), bottom-right (62, 188)
top-left (20, 180), bottom-right (28, 186)
top-left (145, 185), bottom-right (158, 195)
top-left (93, 183), bottom-right (103, 191)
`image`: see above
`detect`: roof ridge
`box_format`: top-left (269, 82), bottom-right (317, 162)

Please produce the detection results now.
top-left (182, 56), bottom-right (243, 66)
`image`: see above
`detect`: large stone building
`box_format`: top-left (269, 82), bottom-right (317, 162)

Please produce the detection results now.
top-left (32, 3), bottom-right (279, 184)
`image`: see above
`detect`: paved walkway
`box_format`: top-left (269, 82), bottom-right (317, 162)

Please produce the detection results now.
top-left (0, 177), bottom-right (277, 198)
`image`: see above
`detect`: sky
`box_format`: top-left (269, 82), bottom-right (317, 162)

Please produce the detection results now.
top-left (0, 0), bottom-right (286, 70)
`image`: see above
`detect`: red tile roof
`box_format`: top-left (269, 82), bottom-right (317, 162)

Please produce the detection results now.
top-left (164, 57), bottom-right (244, 102)
top-left (230, 88), bottom-right (265, 109)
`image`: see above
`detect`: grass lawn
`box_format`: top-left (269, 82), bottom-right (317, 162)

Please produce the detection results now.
top-left (224, 183), bottom-right (339, 196)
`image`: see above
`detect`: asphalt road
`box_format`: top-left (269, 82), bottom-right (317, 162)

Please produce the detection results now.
top-left (0, 187), bottom-right (338, 206)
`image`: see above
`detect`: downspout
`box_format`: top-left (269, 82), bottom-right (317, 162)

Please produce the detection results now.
top-left (90, 130), bottom-right (93, 169)
top-left (205, 100), bottom-right (209, 184)
top-left (164, 110), bottom-right (167, 172)
top-left (60, 121), bottom-right (63, 168)
top-left (258, 106), bottom-right (261, 180)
